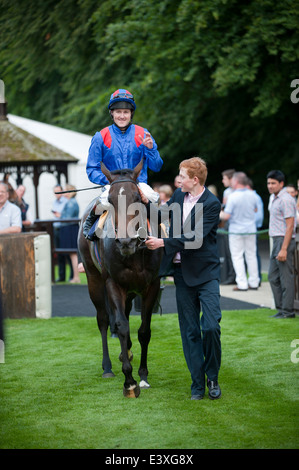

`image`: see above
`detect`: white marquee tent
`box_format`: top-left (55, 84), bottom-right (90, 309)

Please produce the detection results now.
top-left (3, 114), bottom-right (94, 220)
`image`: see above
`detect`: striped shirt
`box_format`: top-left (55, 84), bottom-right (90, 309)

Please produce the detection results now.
top-left (269, 187), bottom-right (297, 238)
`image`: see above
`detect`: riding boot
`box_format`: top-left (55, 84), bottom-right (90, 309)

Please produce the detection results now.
top-left (83, 201), bottom-right (108, 241)
top-left (83, 208), bottom-right (99, 241)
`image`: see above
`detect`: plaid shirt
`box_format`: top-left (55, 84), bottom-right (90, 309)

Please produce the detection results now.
top-left (269, 188), bottom-right (297, 238)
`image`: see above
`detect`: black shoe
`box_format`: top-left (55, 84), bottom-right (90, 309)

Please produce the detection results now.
top-left (282, 312), bottom-right (295, 319)
top-left (191, 394), bottom-right (204, 400)
top-left (207, 379), bottom-right (221, 400)
top-left (55, 278), bottom-right (65, 283)
top-left (270, 311), bottom-right (284, 318)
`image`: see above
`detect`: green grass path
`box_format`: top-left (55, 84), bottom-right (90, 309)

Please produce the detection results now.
top-left (0, 310), bottom-right (298, 449)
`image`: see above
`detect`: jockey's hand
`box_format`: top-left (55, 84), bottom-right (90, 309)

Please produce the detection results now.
top-left (145, 236), bottom-right (164, 250)
top-left (138, 187), bottom-right (149, 205)
top-left (138, 131), bottom-right (153, 149)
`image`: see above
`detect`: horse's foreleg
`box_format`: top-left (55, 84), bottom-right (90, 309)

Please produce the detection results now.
top-left (138, 278), bottom-right (161, 388)
top-left (96, 313), bottom-right (114, 378)
top-left (106, 279), bottom-right (140, 398)
top-left (86, 272), bottom-right (114, 378)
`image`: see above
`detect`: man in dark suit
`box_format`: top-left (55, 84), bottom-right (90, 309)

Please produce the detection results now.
top-left (143, 157), bottom-right (222, 400)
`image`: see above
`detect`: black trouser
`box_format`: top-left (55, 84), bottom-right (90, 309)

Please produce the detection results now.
top-left (174, 266), bottom-right (222, 396)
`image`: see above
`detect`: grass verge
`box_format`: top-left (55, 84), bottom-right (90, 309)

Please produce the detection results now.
top-left (0, 309), bottom-right (298, 449)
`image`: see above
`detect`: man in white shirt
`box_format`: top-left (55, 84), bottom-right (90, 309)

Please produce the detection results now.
top-left (0, 182), bottom-right (22, 234)
top-left (220, 172), bottom-right (259, 291)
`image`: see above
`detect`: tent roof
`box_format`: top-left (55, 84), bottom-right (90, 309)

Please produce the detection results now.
top-left (0, 119), bottom-right (78, 164)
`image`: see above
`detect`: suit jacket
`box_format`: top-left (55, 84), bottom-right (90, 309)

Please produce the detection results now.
top-left (148, 187), bottom-right (221, 287)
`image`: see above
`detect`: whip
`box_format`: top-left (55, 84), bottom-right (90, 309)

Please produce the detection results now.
top-left (55, 185), bottom-right (105, 194)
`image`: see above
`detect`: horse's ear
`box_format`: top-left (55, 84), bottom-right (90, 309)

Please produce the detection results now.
top-left (101, 161), bottom-right (112, 183)
top-left (133, 158), bottom-right (143, 181)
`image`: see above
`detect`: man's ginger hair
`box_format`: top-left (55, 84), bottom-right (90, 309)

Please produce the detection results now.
top-left (179, 157), bottom-right (208, 186)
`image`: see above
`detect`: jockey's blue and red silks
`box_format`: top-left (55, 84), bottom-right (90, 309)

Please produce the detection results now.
top-left (86, 124), bottom-right (163, 185)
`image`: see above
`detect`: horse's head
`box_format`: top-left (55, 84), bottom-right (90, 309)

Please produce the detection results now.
top-left (101, 159), bottom-right (147, 256)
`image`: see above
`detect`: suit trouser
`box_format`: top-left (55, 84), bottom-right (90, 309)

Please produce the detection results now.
top-left (268, 237), bottom-right (295, 315)
top-left (173, 266), bottom-right (222, 395)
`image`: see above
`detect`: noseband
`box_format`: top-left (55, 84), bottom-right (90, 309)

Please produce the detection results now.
top-left (110, 178), bottom-right (139, 187)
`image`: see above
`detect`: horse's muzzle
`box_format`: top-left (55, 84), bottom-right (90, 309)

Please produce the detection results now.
top-left (116, 237), bottom-right (137, 256)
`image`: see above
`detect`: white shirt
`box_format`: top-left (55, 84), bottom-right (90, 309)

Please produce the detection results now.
top-left (0, 201), bottom-right (22, 230)
top-left (224, 188), bottom-right (257, 234)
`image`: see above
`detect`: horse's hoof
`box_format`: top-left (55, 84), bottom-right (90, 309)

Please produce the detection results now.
top-left (139, 380), bottom-right (150, 389)
top-left (119, 350), bottom-right (133, 362)
top-left (123, 384), bottom-right (140, 398)
top-left (102, 371), bottom-right (115, 378)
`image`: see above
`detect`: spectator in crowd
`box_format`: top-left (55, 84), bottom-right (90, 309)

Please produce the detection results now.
top-left (207, 184), bottom-right (219, 200)
top-left (52, 185), bottom-right (74, 282)
top-left (221, 169), bottom-right (235, 205)
top-left (0, 182), bottom-right (22, 234)
top-left (267, 170), bottom-right (297, 318)
top-left (15, 184), bottom-right (34, 231)
top-left (2, 174), bottom-right (18, 204)
top-left (158, 184), bottom-right (173, 240)
top-left (220, 171), bottom-right (259, 291)
top-left (54, 184), bottom-right (80, 283)
top-left (174, 174), bottom-right (182, 188)
top-left (285, 183), bottom-right (298, 200)
top-left (218, 169), bottom-right (236, 285)
top-left (285, 183), bottom-right (299, 224)
top-left (158, 184), bottom-right (173, 205)
top-left (246, 177), bottom-right (264, 284)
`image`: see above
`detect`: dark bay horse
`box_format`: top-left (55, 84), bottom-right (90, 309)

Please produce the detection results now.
top-left (78, 159), bottom-right (163, 397)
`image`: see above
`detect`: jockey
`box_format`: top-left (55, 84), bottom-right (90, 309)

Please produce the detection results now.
top-left (83, 88), bottom-right (163, 240)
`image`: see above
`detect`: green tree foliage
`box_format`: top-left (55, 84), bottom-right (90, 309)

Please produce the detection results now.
top-left (1, 0), bottom-right (299, 201)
